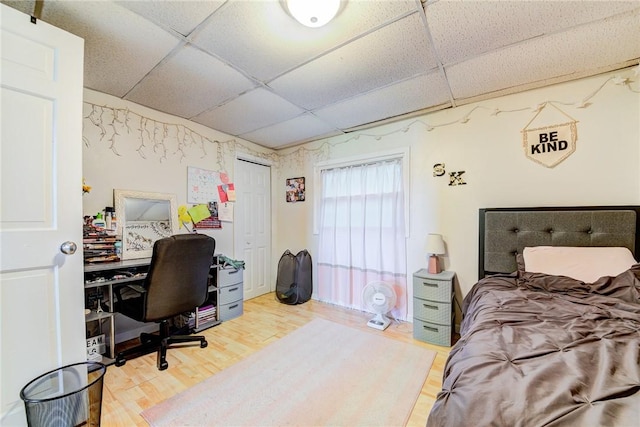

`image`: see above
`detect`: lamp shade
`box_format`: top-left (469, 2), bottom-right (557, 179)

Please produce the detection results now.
top-left (425, 233), bottom-right (445, 255)
top-left (286, 0), bottom-right (341, 28)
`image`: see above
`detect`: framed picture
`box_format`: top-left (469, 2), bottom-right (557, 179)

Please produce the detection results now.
top-left (286, 177), bottom-right (305, 202)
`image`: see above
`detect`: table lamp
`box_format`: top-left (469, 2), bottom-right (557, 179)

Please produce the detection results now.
top-left (425, 233), bottom-right (445, 274)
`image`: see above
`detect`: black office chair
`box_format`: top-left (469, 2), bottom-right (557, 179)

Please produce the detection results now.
top-left (113, 233), bottom-right (215, 370)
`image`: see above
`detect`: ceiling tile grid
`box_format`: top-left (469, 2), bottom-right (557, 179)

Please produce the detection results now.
top-left (193, 87), bottom-right (305, 136)
top-left (24, 0), bottom-right (182, 97)
top-left (2, 0), bottom-right (639, 149)
top-left (268, 13), bottom-right (438, 110)
top-left (125, 45), bottom-right (256, 118)
top-left (190, 0), bottom-right (420, 82)
top-left (116, 0), bottom-right (226, 37)
top-left (313, 71), bottom-right (451, 130)
top-left (445, 9), bottom-right (640, 100)
top-left (426, 1), bottom-right (640, 66)
top-left (239, 113), bottom-right (341, 148)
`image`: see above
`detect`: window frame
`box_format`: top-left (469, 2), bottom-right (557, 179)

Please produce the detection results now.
top-left (313, 147), bottom-right (410, 237)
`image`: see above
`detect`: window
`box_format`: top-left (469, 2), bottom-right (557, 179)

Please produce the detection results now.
top-left (315, 151), bottom-right (408, 320)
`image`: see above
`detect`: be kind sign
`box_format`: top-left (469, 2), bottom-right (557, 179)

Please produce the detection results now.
top-left (522, 104), bottom-right (578, 168)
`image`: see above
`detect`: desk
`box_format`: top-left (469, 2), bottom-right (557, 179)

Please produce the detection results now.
top-left (83, 257), bottom-right (225, 363)
top-left (84, 259), bottom-right (151, 363)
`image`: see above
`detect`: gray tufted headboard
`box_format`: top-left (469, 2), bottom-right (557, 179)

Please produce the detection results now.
top-left (479, 206), bottom-right (640, 279)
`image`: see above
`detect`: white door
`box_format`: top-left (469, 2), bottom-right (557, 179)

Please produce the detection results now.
top-left (1, 5), bottom-right (85, 425)
top-left (234, 158), bottom-right (271, 300)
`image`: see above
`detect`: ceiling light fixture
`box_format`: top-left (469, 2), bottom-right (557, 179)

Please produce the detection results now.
top-left (285, 0), bottom-right (341, 28)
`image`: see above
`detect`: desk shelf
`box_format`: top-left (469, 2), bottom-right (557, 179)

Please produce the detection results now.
top-left (192, 280), bottom-right (220, 332)
top-left (84, 259), bottom-right (152, 362)
top-left (83, 257), bottom-right (231, 361)
top-left (85, 311), bottom-right (114, 323)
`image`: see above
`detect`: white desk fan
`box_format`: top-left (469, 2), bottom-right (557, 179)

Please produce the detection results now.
top-left (362, 281), bottom-right (397, 331)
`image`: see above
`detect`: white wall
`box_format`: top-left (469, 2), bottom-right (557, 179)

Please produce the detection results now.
top-left (82, 89), bottom-right (275, 256)
top-left (83, 68), bottom-right (640, 329)
top-left (82, 89), bottom-right (276, 341)
top-left (274, 67), bottom-right (640, 323)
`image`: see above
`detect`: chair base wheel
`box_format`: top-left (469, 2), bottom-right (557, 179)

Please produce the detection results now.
top-left (158, 361), bottom-right (168, 370)
top-left (115, 357), bottom-right (126, 367)
top-left (201, 340), bottom-right (208, 348)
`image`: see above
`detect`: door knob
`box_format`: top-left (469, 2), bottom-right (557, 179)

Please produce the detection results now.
top-left (60, 241), bottom-right (78, 255)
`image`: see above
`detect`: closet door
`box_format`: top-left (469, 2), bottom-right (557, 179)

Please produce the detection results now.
top-left (0, 5), bottom-right (85, 424)
top-left (234, 158), bottom-right (272, 300)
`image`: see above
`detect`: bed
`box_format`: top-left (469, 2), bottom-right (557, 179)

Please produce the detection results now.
top-left (426, 206), bottom-right (640, 427)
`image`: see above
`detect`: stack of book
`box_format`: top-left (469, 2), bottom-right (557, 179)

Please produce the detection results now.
top-left (193, 304), bottom-right (217, 328)
top-left (83, 225), bottom-right (121, 263)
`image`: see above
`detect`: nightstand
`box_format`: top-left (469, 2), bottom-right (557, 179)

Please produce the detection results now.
top-left (412, 269), bottom-right (455, 346)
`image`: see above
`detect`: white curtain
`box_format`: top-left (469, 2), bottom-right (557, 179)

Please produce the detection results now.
top-left (317, 159), bottom-right (407, 321)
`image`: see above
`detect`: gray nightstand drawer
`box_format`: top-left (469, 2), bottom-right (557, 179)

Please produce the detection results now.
top-left (413, 318), bottom-right (452, 346)
top-left (413, 270), bottom-right (453, 302)
top-left (219, 300), bottom-right (243, 321)
top-left (413, 298), bottom-right (452, 324)
top-left (218, 267), bottom-right (243, 287)
top-left (413, 276), bottom-right (452, 302)
top-left (219, 283), bottom-right (243, 305)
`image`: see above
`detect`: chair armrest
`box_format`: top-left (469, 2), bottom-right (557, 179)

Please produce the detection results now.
top-left (113, 283), bottom-right (147, 304)
top-left (126, 284), bottom-right (146, 294)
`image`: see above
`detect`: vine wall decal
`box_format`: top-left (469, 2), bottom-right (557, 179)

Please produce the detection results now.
top-left (82, 102), bottom-right (278, 172)
top-left (274, 64), bottom-right (640, 171)
top-left (82, 63), bottom-right (639, 174)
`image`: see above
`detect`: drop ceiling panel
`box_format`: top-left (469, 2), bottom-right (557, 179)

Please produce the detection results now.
top-left (240, 114), bottom-right (340, 149)
top-left (19, 1), bottom-right (182, 97)
top-left (314, 72), bottom-right (451, 129)
top-left (446, 11), bottom-right (640, 100)
top-left (2, 0), bottom-right (637, 149)
top-left (427, 0), bottom-right (640, 65)
top-left (193, 88), bottom-right (304, 135)
top-left (269, 13), bottom-right (437, 110)
top-left (125, 45), bottom-right (255, 118)
top-left (191, 0), bottom-right (419, 81)
top-left (116, 0), bottom-right (226, 36)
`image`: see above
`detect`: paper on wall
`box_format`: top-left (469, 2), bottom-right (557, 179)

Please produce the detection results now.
top-left (218, 202), bottom-right (234, 222)
top-left (187, 204), bottom-right (212, 223)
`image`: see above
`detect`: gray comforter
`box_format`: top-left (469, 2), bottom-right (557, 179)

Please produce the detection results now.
top-left (427, 265), bottom-right (640, 427)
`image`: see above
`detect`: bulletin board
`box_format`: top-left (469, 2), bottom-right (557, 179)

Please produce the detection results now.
top-left (187, 167), bottom-right (225, 203)
top-left (187, 167), bottom-right (235, 225)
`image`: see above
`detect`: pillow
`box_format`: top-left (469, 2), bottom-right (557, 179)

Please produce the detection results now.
top-left (518, 264), bottom-right (640, 303)
top-left (518, 264), bottom-right (640, 304)
top-left (522, 246), bottom-right (637, 283)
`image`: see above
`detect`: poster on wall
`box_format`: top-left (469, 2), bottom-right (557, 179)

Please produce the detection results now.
top-left (522, 104), bottom-right (577, 168)
top-left (192, 202), bottom-right (222, 229)
top-left (286, 177), bottom-right (305, 202)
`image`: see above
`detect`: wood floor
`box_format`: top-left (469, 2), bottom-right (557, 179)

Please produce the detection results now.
top-left (102, 293), bottom-right (451, 426)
